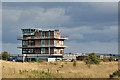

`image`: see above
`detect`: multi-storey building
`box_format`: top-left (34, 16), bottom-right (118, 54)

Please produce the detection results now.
top-left (17, 28), bottom-right (68, 61)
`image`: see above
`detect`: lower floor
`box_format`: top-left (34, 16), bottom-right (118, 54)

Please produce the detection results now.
top-left (22, 48), bottom-right (64, 54)
top-left (8, 54), bottom-right (63, 62)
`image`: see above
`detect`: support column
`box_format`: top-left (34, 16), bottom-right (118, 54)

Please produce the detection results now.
top-left (23, 56), bottom-right (25, 62)
top-left (49, 31), bottom-right (50, 55)
top-left (30, 58), bottom-right (31, 62)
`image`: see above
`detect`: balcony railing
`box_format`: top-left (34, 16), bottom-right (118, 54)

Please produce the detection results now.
top-left (18, 45), bottom-right (67, 48)
top-left (17, 36), bottom-right (68, 40)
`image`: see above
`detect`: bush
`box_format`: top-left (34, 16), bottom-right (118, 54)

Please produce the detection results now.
top-left (109, 70), bottom-right (120, 78)
top-left (1, 51), bottom-right (10, 60)
top-left (108, 57), bottom-right (114, 62)
top-left (109, 74), bottom-right (113, 78)
top-left (73, 60), bottom-right (76, 67)
top-left (71, 59), bottom-right (75, 62)
top-left (84, 53), bottom-right (100, 65)
top-left (103, 58), bottom-right (109, 62)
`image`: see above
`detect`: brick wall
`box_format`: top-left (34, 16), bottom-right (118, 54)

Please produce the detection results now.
top-left (50, 40), bottom-right (54, 46)
top-left (50, 48), bottom-right (54, 54)
top-left (45, 48), bottom-right (49, 54)
top-left (46, 40), bottom-right (49, 46)
top-left (35, 32), bottom-right (41, 37)
top-left (45, 31), bottom-right (49, 37)
top-left (35, 40), bottom-right (41, 46)
top-left (50, 31), bottom-right (54, 38)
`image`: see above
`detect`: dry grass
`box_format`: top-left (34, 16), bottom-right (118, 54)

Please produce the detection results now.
top-left (1, 60), bottom-right (118, 78)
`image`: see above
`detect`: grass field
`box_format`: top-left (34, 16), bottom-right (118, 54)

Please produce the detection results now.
top-left (1, 60), bottom-right (118, 78)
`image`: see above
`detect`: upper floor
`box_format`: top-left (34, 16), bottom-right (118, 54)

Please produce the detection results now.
top-left (17, 28), bottom-right (68, 40)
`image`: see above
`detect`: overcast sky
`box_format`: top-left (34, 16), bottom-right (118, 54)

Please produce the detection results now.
top-left (2, 2), bottom-right (118, 54)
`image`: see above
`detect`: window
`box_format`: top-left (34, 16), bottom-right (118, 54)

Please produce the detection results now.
top-left (54, 40), bottom-right (56, 46)
top-left (54, 48), bottom-right (57, 54)
top-left (61, 41), bottom-right (63, 45)
top-left (60, 49), bottom-right (64, 53)
top-left (41, 48), bottom-right (45, 54)
top-left (23, 41), bottom-right (28, 45)
top-left (23, 49), bottom-right (34, 53)
top-left (41, 40), bottom-right (46, 46)
top-left (57, 33), bottom-right (59, 36)
top-left (42, 32), bottom-right (46, 37)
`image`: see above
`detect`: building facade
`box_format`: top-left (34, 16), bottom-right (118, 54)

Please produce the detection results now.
top-left (17, 29), bottom-right (68, 61)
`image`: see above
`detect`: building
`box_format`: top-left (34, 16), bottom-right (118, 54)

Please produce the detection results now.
top-left (17, 28), bottom-right (68, 62)
top-left (63, 54), bottom-right (76, 60)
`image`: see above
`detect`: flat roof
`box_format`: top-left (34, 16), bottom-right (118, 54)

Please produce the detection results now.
top-left (21, 28), bottom-right (59, 31)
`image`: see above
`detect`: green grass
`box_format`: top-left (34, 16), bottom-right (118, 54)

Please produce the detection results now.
top-left (19, 69), bottom-right (52, 78)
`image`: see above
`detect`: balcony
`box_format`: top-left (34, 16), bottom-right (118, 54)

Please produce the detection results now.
top-left (17, 36), bottom-right (68, 40)
top-left (17, 45), bottom-right (67, 48)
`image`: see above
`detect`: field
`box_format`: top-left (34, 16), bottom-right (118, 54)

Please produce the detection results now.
top-left (1, 60), bottom-right (118, 78)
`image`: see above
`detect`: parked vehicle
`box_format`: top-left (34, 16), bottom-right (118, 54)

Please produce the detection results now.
top-left (63, 58), bottom-right (72, 61)
top-left (7, 56), bottom-right (23, 62)
top-left (17, 57), bottom-right (23, 62)
top-left (56, 58), bottom-right (62, 61)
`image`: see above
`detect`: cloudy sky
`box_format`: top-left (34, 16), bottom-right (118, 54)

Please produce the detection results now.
top-left (2, 2), bottom-right (118, 54)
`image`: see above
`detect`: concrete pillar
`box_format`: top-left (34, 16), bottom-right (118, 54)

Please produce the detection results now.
top-left (23, 56), bottom-right (26, 62)
top-left (49, 47), bottom-right (50, 55)
top-left (30, 58), bottom-right (31, 62)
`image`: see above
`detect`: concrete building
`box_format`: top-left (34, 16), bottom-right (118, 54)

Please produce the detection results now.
top-left (17, 28), bottom-right (68, 62)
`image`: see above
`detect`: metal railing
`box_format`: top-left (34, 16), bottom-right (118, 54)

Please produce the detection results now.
top-left (17, 36), bottom-right (68, 40)
top-left (18, 45), bottom-right (67, 48)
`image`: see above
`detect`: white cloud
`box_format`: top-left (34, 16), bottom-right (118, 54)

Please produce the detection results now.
top-left (65, 40), bottom-right (118, 54)
top-left (3, 7), bottom-right (70, 28)
top-left (60, 25), bottom-right (118, 41)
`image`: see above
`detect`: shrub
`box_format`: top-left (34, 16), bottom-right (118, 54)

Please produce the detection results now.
top-left (109, 70), bottom-right (120, 78)
top-left (71, 59), bottom-right (75, 62)
top-left (61, 64), bottom-right (64, 68)
top-left (1, 51), bottom-right (10, 60)
top-left (108, 57), bottom-right (114, 62)
top-left (84, 53), bottom-right (100, 65)
top-left (73, 60), bottom-right (76, 67)
top-left (103, 58), bottom-right (109, 62)
top-left (109, 74), bottom-right (113, 78)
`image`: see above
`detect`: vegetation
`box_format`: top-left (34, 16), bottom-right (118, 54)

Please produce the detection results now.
top-left (73, 60), bottom-right (76, 67)
top-left (71, 59), bottom-right (75, 62)
top-left (2, 60), bottom-right (118, 78)
top-left (84, 53), bottom-right (101, 65)
top-left (108, 57), bottom-right (114, 62)
top-left (103, 55), bottom-right (108, 62)
top-left (109, 70), bottom-right (120, 78)
top-left (1, 51), bottom-right (10, 60)
top-left (19, 69), bottom-right (52, 78)
top-left (103, 55), bottom-right (114, 62)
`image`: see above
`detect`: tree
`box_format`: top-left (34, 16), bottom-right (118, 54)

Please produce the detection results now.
top-left (108, 57), bottom-right (114, 62)
top-left (84, 53), bottom-right (101, 66)
top-left (109, 53), bottom-right (112, 56)
top-left (103, 55), bottom-right (109, 62)
top-left (1, 51), bottom-right (10, 60)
